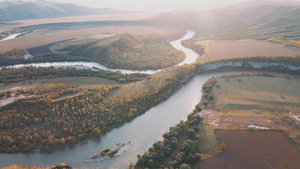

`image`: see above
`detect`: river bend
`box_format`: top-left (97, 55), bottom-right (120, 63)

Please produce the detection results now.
top-left (0, 30), bottom-right (226, 168)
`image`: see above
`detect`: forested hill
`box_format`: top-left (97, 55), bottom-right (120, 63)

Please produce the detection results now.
top-left (147, 0), bottom-right (300, 38)
top-left (60, 34), bottom-right (185, 70)
top-left (0, 1), bottom-right (123, 22)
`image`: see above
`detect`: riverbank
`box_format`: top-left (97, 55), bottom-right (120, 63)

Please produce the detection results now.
top-left (1, 31), bottom-right (300, 168)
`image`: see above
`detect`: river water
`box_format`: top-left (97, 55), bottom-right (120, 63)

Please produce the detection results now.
top-left (1, 31), bottom-right (196, 74)
top-left (0, 33), bottom-right (21, 42)
top-left (0, 31), bottom-right (229, 168)
top-left (0, 72), bottom-right (232, 168)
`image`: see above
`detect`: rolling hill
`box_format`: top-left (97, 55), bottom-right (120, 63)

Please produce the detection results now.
top-left (0, 1), bottom-right (124, 22)
top-left (147, 0), bottom-right (300, 38)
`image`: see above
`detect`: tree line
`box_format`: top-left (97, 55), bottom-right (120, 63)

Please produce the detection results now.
top-left (132, 110), bottom-right (203, 169)
top-left (0, 66), bottom-right (147, 84)
top-left (0, 64), bottom-right (197, 153)
top-left (22, 82), bottom-right (82, 100)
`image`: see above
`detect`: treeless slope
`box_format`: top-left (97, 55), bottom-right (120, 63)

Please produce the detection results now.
top-left (201, 130), bottom-right (300, 169)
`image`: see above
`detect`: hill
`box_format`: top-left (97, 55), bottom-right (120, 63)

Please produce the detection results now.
top-left (0, 1), bottom-right (124, 22)
top-left (147, 0), bottom-right (300, 39)
top-left (60, 34), bottom-right (185, 70)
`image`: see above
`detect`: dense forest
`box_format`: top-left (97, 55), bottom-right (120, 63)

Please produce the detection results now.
top-left (0, 49), bottom-right (28, 65)
top-left (0, 64), bottom-right (197, 153)
top-left (0, 49), bottom-right (93, 67)
top-left (0, 66), bottom-right (147, 84)
top-left (60, 34), bottom-right (185, 70)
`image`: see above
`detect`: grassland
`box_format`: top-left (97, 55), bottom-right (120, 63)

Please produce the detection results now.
top-left (201, 75), bottom-right (300, 146)
top-left (213, 76), bottom-right (300, 116)
top-left (197, 124), bottom-right (220, 160)
top-left (188, 40), bottom-right (300, 63)
top-left (201, 130), bottom-right (300, 169)
top-left (0, 77), bottom-right (121, 107)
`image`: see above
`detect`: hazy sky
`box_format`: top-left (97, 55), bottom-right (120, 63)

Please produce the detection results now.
top-left (52, 0), bottom-right (249, 11)
top-left (1, 0), bottom-right (300, 11)
top-left (0, 0), bottom-right (250, 11)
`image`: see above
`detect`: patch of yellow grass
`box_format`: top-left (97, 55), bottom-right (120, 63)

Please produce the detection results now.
top-left (0, 165), bottom-right (44, 169)
top-left (198, 124), bottom-right (220, 158)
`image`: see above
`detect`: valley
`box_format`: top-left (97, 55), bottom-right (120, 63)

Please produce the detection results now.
top-left (0, 0), bottom-right (300, 169)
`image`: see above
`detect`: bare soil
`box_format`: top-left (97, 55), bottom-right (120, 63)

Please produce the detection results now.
top-left (201, 130), bottom-right (300, 169)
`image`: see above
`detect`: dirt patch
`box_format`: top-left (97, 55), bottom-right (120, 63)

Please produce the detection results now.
top-left (201, 110), bottom-right (295, 130)
top-left (201, 130), bottom-right (300, 169)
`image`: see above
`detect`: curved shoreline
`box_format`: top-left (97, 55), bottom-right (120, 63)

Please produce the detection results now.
top-left (1, 30), bottom-right (300, 168)
top-left (0, 30), bottom-right (198, 74)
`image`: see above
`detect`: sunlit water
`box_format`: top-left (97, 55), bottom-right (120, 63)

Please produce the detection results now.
top-left (0, 33), bottom-right (21, 42)
top-left (0, 30), bottom-right (232, 168)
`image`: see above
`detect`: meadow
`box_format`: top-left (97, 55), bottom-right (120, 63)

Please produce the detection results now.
top-left (200, 75), bottom-right (300, 148)
top-left (194, 40), bottom-right (300, 62)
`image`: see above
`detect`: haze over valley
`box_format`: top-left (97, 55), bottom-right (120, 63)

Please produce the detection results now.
top-left (0, 0), bottom-right (300, 169)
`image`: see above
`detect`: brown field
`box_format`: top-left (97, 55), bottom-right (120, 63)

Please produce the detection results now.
top-left (0, 12), bottom-right (157, 32)
top-left (197, 40), bottom-right (300, 62)
top-left (16, 12), bottom-right (156, 27)
top-left (201, 130), bottom-right (300, 169)
top-left (0, 26), bottom-right (170, 52)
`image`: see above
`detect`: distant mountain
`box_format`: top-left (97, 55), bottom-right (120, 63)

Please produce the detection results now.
top-left (148, 0), bottom-right (300, 36)
top-left (0, 1), bottom-right (125, 22)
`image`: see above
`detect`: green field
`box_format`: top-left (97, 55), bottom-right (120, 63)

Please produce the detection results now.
top-left (201, 75), bottom-right (300, 146)
top-left (214, 76), bottom-right (300, 116)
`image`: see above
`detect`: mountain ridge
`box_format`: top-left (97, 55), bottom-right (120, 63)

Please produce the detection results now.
top-left (147, 1), bottom-right (300, 36)
top-left (0, 1), bottom-right (126, 22)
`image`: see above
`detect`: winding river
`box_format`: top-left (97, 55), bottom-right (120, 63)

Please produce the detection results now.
top-left (1, 30), bottom-right (197, 74)
top-left (0, 30), bottom-right (228, 168)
